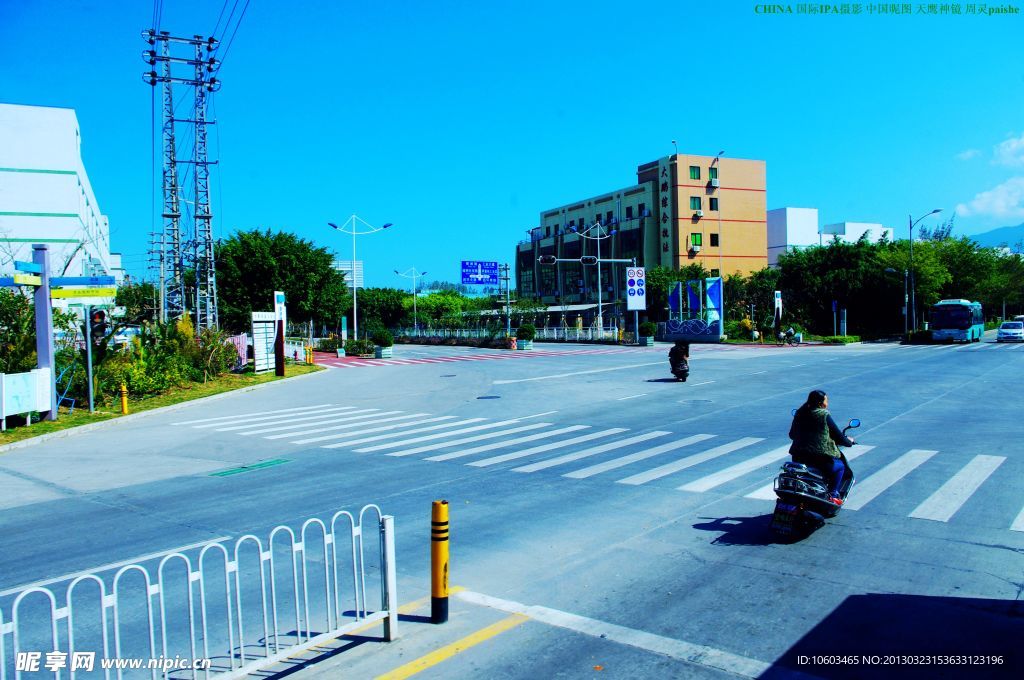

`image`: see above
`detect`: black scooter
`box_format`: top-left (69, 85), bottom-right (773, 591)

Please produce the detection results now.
top-left (770, 415), bottom-right (861, 539)
top-left (670, 358), bottom-right (689, 382)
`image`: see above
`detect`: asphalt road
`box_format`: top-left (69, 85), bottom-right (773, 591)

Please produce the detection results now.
top-left (1, 338), bottom-right (1022, 679)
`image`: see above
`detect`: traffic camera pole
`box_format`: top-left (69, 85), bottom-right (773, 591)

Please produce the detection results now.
top-left (85, 305), bottom-right (95, 413)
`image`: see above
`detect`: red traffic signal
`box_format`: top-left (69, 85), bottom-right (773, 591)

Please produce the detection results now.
top-left (580, 256), bottom-right (598, 265)
top-left (537, 255), bottom-right (557, 265)
top-left (90, 310), bottom-right (106, 324)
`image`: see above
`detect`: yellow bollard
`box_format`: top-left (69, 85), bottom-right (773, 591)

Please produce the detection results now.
top-left (119, 382), bottom-right (129, 415)
top-left (431, 499), bottom-right (449, 623)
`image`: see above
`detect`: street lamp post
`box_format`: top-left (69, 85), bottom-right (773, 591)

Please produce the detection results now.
top-left (908, 209), bottom-right (942, 331)
top-left (395, 267), bottom-right (426, 335)
top-left (714, 150), bottom-right (724, 277)
top-left (571, 222), bottom-right (617, 331)
top-left (328, 215), bottom-right (392, 340)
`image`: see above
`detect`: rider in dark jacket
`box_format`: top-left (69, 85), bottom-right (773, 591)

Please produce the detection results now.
top-left (668, 341), bottom-right (690, 380)
top-left (788, 390), bottom-right (855, 505)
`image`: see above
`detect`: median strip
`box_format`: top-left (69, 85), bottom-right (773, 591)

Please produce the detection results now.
top-left (208, 458), bottom-right (290, 477)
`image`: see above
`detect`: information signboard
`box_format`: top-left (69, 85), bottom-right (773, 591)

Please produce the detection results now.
top-left (252, 312), bottom-right (276, 374)
top-left (461, 260), bottom-right (499, 286)
top-left (625, 267), bottom-right (647, 311)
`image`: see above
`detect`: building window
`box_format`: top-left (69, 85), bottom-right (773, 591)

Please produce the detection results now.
top-left (606, 210), bottom-right (614, 224)
top-left (709, 166), bottom-right (718, 180)
top-left (710, 268), bottom-right (720, 277)
top-left (545, 226), bottom-right (551, 237)
top-left (710, 233), bottom-right (719, 247)
top-left (625, 205), bottom-right (633, 219)
top-left (710, 197), bottom-right (719, 211)
top-left (689, 166), bottom-right (700, 180)
top-left (690, 197), bottom-right (701, 211)
top-left (691, 233), bottom-right (702, 247)
top-left (638, 202), bottom-right (646, 216)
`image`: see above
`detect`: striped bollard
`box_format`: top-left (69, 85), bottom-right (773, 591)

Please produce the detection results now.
top-left (431, 500), bottom-right (449, 623)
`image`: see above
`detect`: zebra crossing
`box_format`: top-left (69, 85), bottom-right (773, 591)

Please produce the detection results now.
top-left (172, 404), bottom-right (1023, 532)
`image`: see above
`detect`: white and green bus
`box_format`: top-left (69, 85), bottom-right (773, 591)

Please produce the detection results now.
top-left (929, 299), bottom-right (984, 343)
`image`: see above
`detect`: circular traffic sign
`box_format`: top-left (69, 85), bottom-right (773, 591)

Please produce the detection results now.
top-left (637, 279), bottom-right (645, 287)
top-left (628, 289), bottom-right (636, 296)
top-left (637, 287), bottom-right (645, 295)
top-left (628, 278), bottom-right (636, 287)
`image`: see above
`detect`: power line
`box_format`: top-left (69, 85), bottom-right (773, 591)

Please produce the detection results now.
top-left (215, 0), bottom-right (251, 72)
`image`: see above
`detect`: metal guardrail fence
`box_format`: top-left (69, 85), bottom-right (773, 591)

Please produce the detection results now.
top-left (0, 505), bottom-right (398, 680)
top-left (393, 327), bottom-right (622, 342)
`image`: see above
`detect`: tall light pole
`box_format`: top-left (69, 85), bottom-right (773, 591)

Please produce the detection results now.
top-left (571, 221), bottom-right (617, 331)
top-left (329, 215), bottom-right (392, 340)
top-left (713, 150), bottom-right (724, 278)
top-left (395, 267), bottom-right (427, 335)
top-left (908, 208), bottom-right (942, 331)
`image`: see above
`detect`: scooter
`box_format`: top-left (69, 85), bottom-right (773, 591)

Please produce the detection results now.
top-left (770, 415), bottom-right (861, 539)
top-left (670, 358), bottom-right (689, 382)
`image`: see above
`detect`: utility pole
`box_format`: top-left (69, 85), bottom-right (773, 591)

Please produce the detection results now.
top-left (143, 29), bottom-right (221, 329)
top-left (500, 263), bottom-right (511, 337)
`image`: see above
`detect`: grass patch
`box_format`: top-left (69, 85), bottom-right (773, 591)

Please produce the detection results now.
top-left (0, 362), bottom-right (323, 448)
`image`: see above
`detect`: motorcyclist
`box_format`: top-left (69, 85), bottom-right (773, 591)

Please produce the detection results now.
top-left (668, 340), bottom-right (690, 381)
top-left (788, 389), bottom-right (855, 506)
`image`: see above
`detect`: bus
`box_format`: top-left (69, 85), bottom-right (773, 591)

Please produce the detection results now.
top-left (929, 299), bottom-right (984, 343)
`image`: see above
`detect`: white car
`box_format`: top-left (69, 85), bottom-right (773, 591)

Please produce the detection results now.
top-left (996, 321), bottom-right (1024, 342)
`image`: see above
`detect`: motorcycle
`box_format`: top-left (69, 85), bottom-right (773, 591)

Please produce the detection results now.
top-left (770, 414), bottom-right (861, 539)
top-left (670, 357), bottom-right (689, 382)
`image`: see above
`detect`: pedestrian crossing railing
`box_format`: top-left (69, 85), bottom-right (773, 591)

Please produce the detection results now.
top-left (0, 505), bottom-right (398, 680)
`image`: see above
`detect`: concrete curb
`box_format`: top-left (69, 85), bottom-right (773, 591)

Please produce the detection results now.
top-left (0, 369), bottom-right (329, 454)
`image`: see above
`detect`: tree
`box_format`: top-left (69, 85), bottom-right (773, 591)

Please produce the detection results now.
top-left (215, 229), bottom-right (350, 333)
top-left (115, 281), bottom-right (158, 325)
top-left (358, 287), bottom-right (409, 329)
top-left (0, 288), bottom-right (36, 374)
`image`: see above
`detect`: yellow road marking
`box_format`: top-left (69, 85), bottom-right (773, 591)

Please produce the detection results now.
top-left (374, 613), bottom-right (529, 680)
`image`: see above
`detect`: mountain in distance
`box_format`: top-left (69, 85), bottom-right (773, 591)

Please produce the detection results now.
top-left (963, 222), bottom-right (1024, 249)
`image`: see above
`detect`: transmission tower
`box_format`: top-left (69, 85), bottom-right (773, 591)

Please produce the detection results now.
top-left (143, 29), bottom-right (221, 329)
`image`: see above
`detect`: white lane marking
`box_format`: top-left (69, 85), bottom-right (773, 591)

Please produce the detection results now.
top-left (197, 406), bottom-right (359, 430)
top-left (279, 416), bottom-right (456, 443)
top-left (315, 418), bottom-right (485, 447)
top-left (469, 429), bottom-right (629, 468)
top-left (565, 434), bottom-right (716, 479)
top-left (426, 426), bottom-right (590, 462)
top-left (687, 380), bottom-right (715, 387)
top-left (909, 454), bottom-right (1005, 522)
top-left (493, 362), bottom-right (665, 384)
top-left (456, 591), bottom-right (770, 679)
top-left (236, 410), bottom-right (405, 435)
top-left (219, 408), bottom-right (386, 433)
top-left (617, 438), bottom-right (763, 486)
top-left (354, 418), bottom-right (536, 452)
top-left (679, 445), bottom-right (790, 493)
top-left (174, 404), bottom-right (336, 426)
top-left (516, 411), bottom-right (559, 420)
top-left (386, 423), bottom-right (551, 457)
top-left (616, 394), bottom-right (647, 401)
top-left (843, 449), bottom-right (938, 511)
top-left (0, 536), bottom-right (232, 597)
top-left (1011, 506), bottom-right (1024, 532)
top-left (512, 431), bottom-right (672, 473)
top-left (256, 413), bottom-right (425, 439)
top-left (744, 445), bottom-right (875, 500)
top-left (749, 371), bottom-right (767, 375)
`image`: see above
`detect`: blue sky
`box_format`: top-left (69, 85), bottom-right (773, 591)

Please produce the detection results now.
top-left (2, 1), bottom-right (1022, 286)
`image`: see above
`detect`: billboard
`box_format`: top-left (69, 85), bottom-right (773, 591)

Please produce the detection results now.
top-left (461, 260), bottom-right (499, 286)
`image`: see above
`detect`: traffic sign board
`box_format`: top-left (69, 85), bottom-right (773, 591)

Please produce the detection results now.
top-left (461, 260), bottom-right (499, 285)
top-left (50, 287), bottom-right (117, 299)
top-left (625, 267), bottom-right (647, 311)
top-left (14, 261), bottom-right (42, 274)
top-left (12, 274), bottom-right (42, 286)
top-left (51, 276), bottom-right (116, 287)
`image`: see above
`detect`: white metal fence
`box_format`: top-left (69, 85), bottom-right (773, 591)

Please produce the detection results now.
top-left (394, 327), bottom-right (622, 343)
top-left (0, 505), bottom-right (397, 679)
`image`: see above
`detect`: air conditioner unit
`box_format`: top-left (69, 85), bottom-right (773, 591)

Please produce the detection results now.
top-left (710, 178), bottom-right (720, 188)
top-left (695, 210), bottom-right (704, 218)
top-left (690, 244), bottom-right (702, 253)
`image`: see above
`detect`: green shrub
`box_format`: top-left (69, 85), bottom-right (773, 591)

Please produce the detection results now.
top-left (318, 337), bottom-right (343, 352)
top-left (639, 321), bottom-right (657, 337)
top-left (516, 323), bottom-right (536, 341)
top-left (905, 330), bottom-right (933, 344)
top-left (372, 329), bottom-right (394, 347)
top-left (819, 335), bottom-right (860, 344)
top-left (345, 339), bottom-right (375, 355)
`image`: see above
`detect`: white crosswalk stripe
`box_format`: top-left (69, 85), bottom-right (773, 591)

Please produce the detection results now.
top-left (909, 455), bottom-right (1005, 522)
top-left (248, 412), bottom-right (427, 437)
top-left (195, 405), bottom-right (356, 429)
top-left (316, 418), bottom-right (487, 447)
top-left (679, 445), bottom-right (791, 493)
top-left (842, 449), bottom-right (937, 511)
top-left (617, 438), bottom-right (763, 486)
top-left (469, 429), bottom-right (629, 468)
top-left (173, 403), bottom-right (335, 425)
top-left (274, 415), bottom-right (455, 443)
top-left (426, 426), bottom-right (590, 462)
top-left (386, 423), bottom-right (553, 457)
top-left (512, 431), bottom-right (672, 473)
top-left (217, 408), bottom-right (384, 433)
top-left (1011, 506), bottom-right (1024, 533)
top-left (235, 410), bottom-right (404, 435)
top-left (354, 418), bottom-right (543, 453)
top-left (564, 434), bottom-right (716, 479)
top-left (744, 445), bottom-right (876, 500)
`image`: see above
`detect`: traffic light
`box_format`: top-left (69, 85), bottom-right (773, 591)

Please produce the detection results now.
top-left (580, 256), bottom-right (598, 265)
top-left (90, 309), bottom-right (107, 343)
top-left (538, 255), bottom-right (557, 265)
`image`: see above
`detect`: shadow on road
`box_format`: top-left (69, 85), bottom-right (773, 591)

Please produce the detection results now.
top-left (692, 514), bottom-right (779, 546)
top-left (761, 593), bottom-right (1023, 679)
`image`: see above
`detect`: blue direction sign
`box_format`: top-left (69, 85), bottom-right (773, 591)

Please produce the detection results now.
top-left (14, 260), bottom-right (43, 274)
top-left (50, 276), bottom-right (116, 287)
top-left (461, 260), bottom-right (499, 285)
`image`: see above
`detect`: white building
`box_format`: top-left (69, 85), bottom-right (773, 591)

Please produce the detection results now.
top-left (0, 103), bottom-right (123, 282)
top-left (768, 207), bottom-right (893, 265)
top-left (767, 207), bottom-right (819, 265)
top-left (331, 259), bottom-right (363, 288)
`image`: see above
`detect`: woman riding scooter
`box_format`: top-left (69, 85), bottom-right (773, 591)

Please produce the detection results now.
top-left (788, 390), bottom-right (855, 506)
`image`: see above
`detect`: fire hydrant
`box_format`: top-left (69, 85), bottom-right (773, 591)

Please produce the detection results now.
top-left (120, 382), bottom-right (129, 415)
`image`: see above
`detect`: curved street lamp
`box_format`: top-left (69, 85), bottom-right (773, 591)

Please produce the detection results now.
top-left (328, 215), bottom-right (392, 340)
top-left (908, 208), bottom-right (942, 331)
top-left (395, 267), bottom-right (427, 335)
top-left (570, 221), bottom-right (617, 330)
